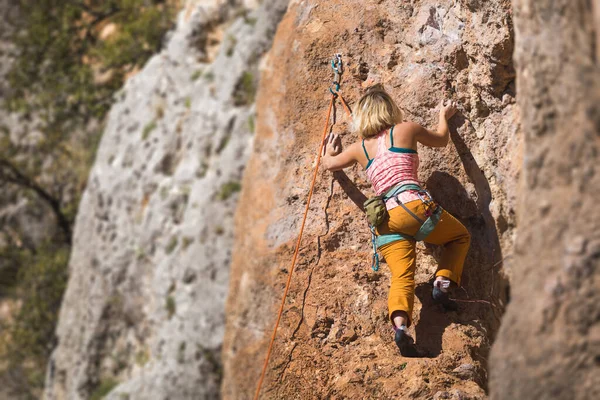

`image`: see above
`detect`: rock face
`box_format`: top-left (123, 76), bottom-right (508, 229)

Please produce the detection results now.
top-left (43, 1), bottom-right (288, 399)
top-left (0, 0), bottom-right (57, 252)
top-left (490, 1), bottom-right (600, 399)
top-left (222, 0), bottom-right (519, 399)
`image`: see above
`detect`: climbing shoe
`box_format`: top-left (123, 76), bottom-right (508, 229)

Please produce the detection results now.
top-left (432, 285), bottom-right (458, 311)
top-left (394, 327), bottom-right (418, 357)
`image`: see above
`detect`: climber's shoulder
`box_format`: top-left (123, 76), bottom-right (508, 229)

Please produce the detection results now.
top-left (395, 121), bottom-right (426, 136)
top-left (346, 140), bottom-right (363, 159)
top-left (391, 121), bottom-right (422, 148)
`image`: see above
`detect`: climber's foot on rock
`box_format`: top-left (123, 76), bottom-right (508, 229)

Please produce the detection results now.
top-left (432, 277), bottom-right (458, 311)
top-left (394, 327), bottom-right (418, 358)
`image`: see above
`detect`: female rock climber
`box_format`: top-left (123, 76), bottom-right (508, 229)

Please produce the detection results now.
top-left (321, 84), bottom-right (471, 357)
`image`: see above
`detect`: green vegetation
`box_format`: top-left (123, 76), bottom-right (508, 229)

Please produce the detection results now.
top-left (90, 377), bottom-right (120, 400)
top-left (165, 236), bottom-right (178, 254)
top-left (0, 243), bottom-right (69, 395)
top-left (233, 72), bottom-right (257, 106)
top-left (0, 1), bottom-right (176, 396)
top-left (247, 115), bottom-right (255, 133)
top-left (216, 132), bottom-right (231, 154)
top-left (1, 0), bottom-right (176, 242)
top-left (184, 97), bottom-right (192, 109)
top-left (182, 236), bottom-right (194, 250)
top-left (11, 245), bottom-right (69, 360)
top-left (197, 344), bottom-right (223, 379)
top-left (196, 160), bottom-right (209, 178)
top-left (218, 181), bottom-right (242, 201)
top-left (191, 69), bottom-right (203, 81)
top-left (166, 295), bottom-right (176, 319)
top-left (0, 244), bottom-right (26, 294)
top-left (135, 347), bottom-right (150, 366)
top-left (177, 341), bottom-right (186, 363)
top-left (142, 120), bottom-right (157, 140)
top-left (226, 35), bottom-right (237, 57)
top-left (204, 71), bottom-right (215, 82)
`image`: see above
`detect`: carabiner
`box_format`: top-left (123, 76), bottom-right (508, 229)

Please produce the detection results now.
top-left (331, 53), bottom-right (343, 74)
top-left (417, 190), bottom-right (433, 205)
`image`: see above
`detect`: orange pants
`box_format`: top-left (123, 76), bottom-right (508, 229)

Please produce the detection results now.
top-left (377, 200), bottom-right (470, 327)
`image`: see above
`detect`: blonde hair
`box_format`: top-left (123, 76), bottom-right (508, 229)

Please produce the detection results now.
top-left (353, 84), bottom-right (403, 138)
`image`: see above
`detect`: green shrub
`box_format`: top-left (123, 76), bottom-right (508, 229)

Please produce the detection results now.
top-left (166, 296), bottom-right (176, 319)
top-left (90, 378), bottom-right (120, 400)
top-left (10, 244), bottom-right (69, 362)
top-left (218, 181), bottom-right (242, 201)
top-left (177, 341), bottom-right (186, 363)
top-left (247, 115), bottom-right (255, 133)
top-left (182, 237), bottom-right (194, 250)
top-left (0, 243), bottom-right (69, 395)
top-left (135, 348), bottom-right (150, 366)
top-left (225, 35), bottom-right (237, 57)
top-left (245, 17), bottom-right (258, 26)
top-left (166, 236), bottom-right (178, 254)
top-left (142, 121), bottom-right (157, 140)
top-left (195, 160), bottom-right (209, 178)
top-left (0, 246), bottom-right (26, 294)
top-left (191, 69), bottom-right (203, 81)
top-left (204, 71), bottom-right (215, 82)
top-left (233, 72), bottom-right (257, 106)
top-left (216, 133), bottom-right (231, 154)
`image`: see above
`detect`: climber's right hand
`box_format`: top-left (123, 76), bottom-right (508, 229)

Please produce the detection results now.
top-left (439, 99), bottom-right (457, 120)
top-left (323, 133), bottom-right (342, 157)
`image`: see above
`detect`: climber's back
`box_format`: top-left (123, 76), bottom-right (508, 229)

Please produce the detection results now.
top-left (362, 126), bottom-right (420, 196)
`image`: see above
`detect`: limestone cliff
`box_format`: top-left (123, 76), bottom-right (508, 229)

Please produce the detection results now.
top-left (490, 1), bottom-right (600, 399)
top-left (43, 1), bottom-right (288, 399)
top-left (222, 0), bottom-right (519, 398)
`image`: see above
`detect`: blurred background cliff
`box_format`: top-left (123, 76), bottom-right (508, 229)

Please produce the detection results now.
top-left (0, 1), bottom-right (178, 397)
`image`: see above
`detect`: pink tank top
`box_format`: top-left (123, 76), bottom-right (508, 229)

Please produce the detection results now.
top-left (364, 127), bottom-right (421, 210)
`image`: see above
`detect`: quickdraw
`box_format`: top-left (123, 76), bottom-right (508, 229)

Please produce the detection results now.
top-left (330, 53), bottom-right (343, 94)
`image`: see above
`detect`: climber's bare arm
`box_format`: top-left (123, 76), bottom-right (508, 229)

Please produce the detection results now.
top-left (321, 134), bottom-right (359, 171)
top-left (413, 100), bottom-right (457, 148)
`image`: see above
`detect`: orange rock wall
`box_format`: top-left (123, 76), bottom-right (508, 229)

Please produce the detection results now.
top-left (223, 1), bottom-right (519, 398)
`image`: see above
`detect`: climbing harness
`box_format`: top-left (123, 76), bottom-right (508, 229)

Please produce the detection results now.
top-left (368, 183), bottom-right (443, 271)
top-left (253, 54), bottom-right (352, 400)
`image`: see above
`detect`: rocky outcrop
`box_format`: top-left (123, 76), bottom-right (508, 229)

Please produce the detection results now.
top-left (43, 1), bottom-right (288, 399)
top-left (222, 0), bottom-right (519, 398)
top-left (489, 1), bottom-right (600, 399)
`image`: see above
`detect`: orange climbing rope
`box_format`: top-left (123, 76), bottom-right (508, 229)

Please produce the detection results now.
top-left (253, 55), bottom-right (351, 400)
